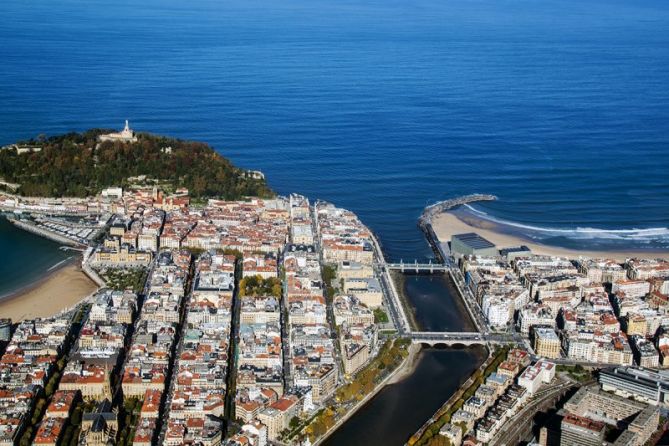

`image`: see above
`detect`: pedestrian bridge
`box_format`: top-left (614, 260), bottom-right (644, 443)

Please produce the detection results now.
top-left (409, 331), bottom-right (516, 346)
top-left (382, 260), bottom-right (449, 273)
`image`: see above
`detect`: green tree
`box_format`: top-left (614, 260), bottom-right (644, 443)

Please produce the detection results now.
top-left (0, 131), bottom-right (274, 199)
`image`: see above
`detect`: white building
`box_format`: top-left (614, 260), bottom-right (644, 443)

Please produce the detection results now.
top-left (101, 187), bottom-right (123, 199)
top-left (98, 120), bottom-right (138, 143)
top-left (517, 360), bottom-right (555, 394)
top-left (482, 296), bottom-right (512, 328)
top-left (612, 280), bottom-right (651, 299)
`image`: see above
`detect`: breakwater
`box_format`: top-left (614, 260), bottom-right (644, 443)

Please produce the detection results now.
top-left (8, 217), bottom-right (83, 247)
top-left (419, 194), bottom-right (497, 228)
top-left (418, 194), bottom-right (496, 262)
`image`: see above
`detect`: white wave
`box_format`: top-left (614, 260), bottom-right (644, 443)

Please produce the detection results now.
top-left (47, 258), bottom-right (68, 272)
top-left (462, 204), bottom-right (669, 242)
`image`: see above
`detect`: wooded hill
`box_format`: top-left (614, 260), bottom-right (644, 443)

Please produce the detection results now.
top-left (0, 129), bottom-right (273, 199)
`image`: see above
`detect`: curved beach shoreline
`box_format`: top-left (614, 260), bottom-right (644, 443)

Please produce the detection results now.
top-left (433, 211), bottom-right (668, 261)
top-left (0, 254), bottom-right (74, 300)
top-left (0, 259), bottom-right (98, 321)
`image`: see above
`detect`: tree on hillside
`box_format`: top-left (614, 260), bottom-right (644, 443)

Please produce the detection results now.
top-left (0, 130), bottom-right (274, 199)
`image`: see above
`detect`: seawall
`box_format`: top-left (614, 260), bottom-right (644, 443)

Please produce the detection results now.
top-left (81, 246), bottom-right (106, 287)
top-left (9, 217), bottom-right (83, 247)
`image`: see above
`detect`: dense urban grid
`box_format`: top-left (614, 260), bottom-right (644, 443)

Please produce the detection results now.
top-left (406, 230), bottom-right (669, 446)
top-left (0, 178), bottom-right (391, 446)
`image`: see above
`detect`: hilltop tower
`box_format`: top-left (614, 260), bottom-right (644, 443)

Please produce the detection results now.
top-left (98, 120), bottom-right (138, 143)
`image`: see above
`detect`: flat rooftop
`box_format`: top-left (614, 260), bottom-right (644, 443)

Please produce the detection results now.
top-left (452, 232), bottom-right (496, 249)
top-left (500, 245), bottom-right (531, 255)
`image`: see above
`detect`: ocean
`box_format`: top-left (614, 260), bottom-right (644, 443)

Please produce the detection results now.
top-left (0, 217), bottom-right (70, 297)
top-left (2, 0), bottom-right (668, 267)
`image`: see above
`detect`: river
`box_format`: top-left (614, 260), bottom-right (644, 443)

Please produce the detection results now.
top-left (323, 273), bottom-right (485, 445)
top-left (323, 346), bottom-right (484, 446)
top-left (1, 214), bottom-right (484, 445)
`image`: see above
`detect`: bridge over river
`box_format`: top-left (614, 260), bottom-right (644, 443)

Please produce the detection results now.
top-left (381, 260), bottom-right (449, 273)
top-left (373, 193), bottom-right (499, 336)
top-left (408, 331), bottom-right (516, 346)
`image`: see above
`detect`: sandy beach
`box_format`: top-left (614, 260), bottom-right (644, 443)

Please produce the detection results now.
top-left (433, 212), bottom-right (668, 261)
top-left (0, 262), bottom-right (98, 321)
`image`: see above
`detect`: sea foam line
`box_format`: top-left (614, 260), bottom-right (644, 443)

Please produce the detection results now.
top-left (462, 204), bottom-right (669, 241)
top-left (46, 257), bottom-right (70, 272)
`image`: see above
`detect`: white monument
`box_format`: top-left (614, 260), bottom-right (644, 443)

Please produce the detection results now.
top-left (98, 120), bottom-right (138, 143)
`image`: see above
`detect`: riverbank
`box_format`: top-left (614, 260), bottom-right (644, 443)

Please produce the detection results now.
top-left (408, 345), bottom-right (502, 446)
top-left (0, 260), bottom-right (98, 321)
top-left (391, 271), bottom-right (421, 331)
top-left (315, 342), bottom-right (420, 445)
top-left (433, 212), bottom-right (668, 261)
top-left (387, 342), bottom-right (421, 384)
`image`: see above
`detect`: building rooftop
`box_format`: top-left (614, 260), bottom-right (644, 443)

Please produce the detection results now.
top-left (452, 232), bottom-right (496, 250)
top-left (500, 245), bottom-right (531, 256)
top-left (534, 327), bottom-right (559, 341)
top-left (562, 413), bottom-right (605, 433)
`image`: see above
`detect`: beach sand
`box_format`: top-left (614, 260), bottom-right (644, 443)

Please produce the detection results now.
top-left (432, 212), bottom-right (668, 261)
top-left (0, 263), bottom-right (98, 321)
top-left (387, 343), bottom-right (421, 384)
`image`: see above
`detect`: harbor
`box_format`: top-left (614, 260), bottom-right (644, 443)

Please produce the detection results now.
top-left (7, 217), bottom-right (85, 247)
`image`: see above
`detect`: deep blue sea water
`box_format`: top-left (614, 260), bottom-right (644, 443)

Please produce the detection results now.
top-left (1, 0), bottom-right (668, 272)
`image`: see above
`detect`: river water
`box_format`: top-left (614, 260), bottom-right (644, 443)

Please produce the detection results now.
top-left (323, 273), bottom-right (485, 446)
top-left (323, 346), bottom-right (484, 446)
